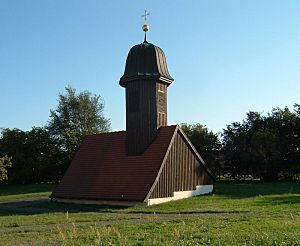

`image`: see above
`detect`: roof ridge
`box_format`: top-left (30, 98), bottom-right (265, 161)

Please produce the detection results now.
top-left (87, 126), bottom-right (176, 136)
top-left (87, 130), bottom-right (126, 137)
top-left (159, 125), bottom-right (177, 128)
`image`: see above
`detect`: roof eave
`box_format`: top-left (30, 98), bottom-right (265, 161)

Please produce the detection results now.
top-left (119, 75), bottom-right (173, 87)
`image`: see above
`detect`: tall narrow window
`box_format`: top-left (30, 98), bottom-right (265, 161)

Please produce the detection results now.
top-left (129, 91), bottom-right (139, 112)
top-left (158, 91), bottom-right (166, 112)
top-left (158, 83), bottom-right (165, 93)
top-left (158, 112), bottom-right (166, 126)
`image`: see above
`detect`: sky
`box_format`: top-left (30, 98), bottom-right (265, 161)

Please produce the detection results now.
top-left (1, 0), bottom-right (299, 134)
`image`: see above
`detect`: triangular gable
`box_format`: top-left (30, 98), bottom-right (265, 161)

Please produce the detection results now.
top-left (176, 126), bottom-right (215, 179)
top-left (144, 125), bottom-right (214, 202)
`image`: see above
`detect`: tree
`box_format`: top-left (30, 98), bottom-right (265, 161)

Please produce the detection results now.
top-left (0, 127), bottom-right (62, 184)
top-left (222, 107), bottom-right (300, 181)
top-left (294, 104), bottom-right (300, 115)
top-left (181, 123), bottom-right (221, 178)
top-left (267, 107), bottom-right (300, 180)
top-left (222, 121), bottom-right (253, 179)
top-left (47, 86), bottom-right (111, 170)
top-left (0, 87), bottom-right (111, 184)
top-left (0, 155), bottom-right (12, 182)
top-left (25, 127), bottom-right (65, 182)
top-left (250, 127), bottom-right (280, 181)
top-left (294, 104), bottom-right (300, 178)
top-left (0, 128), bottom-right (30, 184)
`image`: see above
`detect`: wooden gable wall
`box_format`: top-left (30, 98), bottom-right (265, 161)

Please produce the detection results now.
top-left (149, 130), bottom-right (213, 199)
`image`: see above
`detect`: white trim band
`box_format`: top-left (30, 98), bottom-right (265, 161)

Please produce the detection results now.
top-left (147, 185), bottom-right (213, 206)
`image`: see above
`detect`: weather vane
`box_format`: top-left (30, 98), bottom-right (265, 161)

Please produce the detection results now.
top-left (142, 10), bottom-right (150, 42)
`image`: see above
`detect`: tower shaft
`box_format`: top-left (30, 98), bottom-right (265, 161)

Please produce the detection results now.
top-left (126, 80), bottom-right (167, 155)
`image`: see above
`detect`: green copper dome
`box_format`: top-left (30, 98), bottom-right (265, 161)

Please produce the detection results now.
top-left (119, 42), bottom-right (173, 87)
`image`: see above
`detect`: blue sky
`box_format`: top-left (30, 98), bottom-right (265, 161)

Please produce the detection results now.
top-left (1, 0), bottom-right (299, 133)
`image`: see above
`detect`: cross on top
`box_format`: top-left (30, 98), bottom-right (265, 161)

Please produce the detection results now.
top-left (142, 10), bottom-right (150, 23)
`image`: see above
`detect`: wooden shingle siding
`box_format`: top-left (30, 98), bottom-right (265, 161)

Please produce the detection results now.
top-left (150, 131), bottom-right (213, 199)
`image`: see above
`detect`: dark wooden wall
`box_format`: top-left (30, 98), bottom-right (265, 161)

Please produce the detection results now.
top-left (125, 80), bottom-right (168, 155)
top-left (149, 131), bottom-right (213, 199)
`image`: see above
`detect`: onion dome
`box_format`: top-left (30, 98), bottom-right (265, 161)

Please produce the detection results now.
top-left (119, 41), bottom-right (173, 87)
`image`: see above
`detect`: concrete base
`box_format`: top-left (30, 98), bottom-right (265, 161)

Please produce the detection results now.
top-left (51, 185), bottom-right (213, 207)
top-left (147, 185), bottom-right (213, 206)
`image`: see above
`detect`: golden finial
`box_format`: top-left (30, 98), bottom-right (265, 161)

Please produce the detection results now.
top-left (141, 10), bottom-right (150, 42)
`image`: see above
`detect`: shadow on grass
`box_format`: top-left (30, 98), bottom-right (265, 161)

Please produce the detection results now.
top-left (215, 181), bottom-right (300, 199)
top-left (0, 183), bottom-right (55, 196)
top-left (254, 194), bottom-right (300, 206)
top-left (0, 199), bottom-right (130, 216)
top-left (1, 182), bottom-right (299, 216)
top-left (0, 198), bottom-right (253, 217)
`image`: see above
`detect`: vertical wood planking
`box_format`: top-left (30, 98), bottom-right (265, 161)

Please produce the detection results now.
top-left (149, 132), bottom-right (213, 199)
top-left (174, 134), bottom-right (179, 191)
top-left (126, 80), bottom-right (157, 155)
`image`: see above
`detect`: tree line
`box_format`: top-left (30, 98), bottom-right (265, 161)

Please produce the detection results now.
top-left (0, 85), bottom-right (299, 183)
top-left (0, 86), bottom-right (111, 184)
top-left (182, 104), bottom-right (300, 181)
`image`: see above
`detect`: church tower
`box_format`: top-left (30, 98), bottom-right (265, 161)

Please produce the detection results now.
top-left (119, 12), bottom-right (173, 155)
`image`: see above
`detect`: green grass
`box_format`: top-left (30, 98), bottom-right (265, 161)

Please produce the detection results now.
top-left (0, 183), bottom-right (54, 202)
top-left (130, 182), bottom-right (300, 214)
top-left (0, 182), bottom-right (299, 245)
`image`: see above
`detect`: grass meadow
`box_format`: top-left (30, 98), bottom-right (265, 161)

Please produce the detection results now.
top-left (0, 182), bottom-right (299, 245)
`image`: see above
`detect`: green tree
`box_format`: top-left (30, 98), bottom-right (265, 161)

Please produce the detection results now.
top-left (47, 86), bottom-right (111, 170)
top-left (0, 128), bottom-right (30, 184)
top-left (0, 128), bottom-right (62, 184)
top-left (250, 127), bottom-right (280, 181)
top-left (26, 127), bottom-right (65, 182)
top-left (266, 107), bottom-right (300, 180)
top-left (222, 107), bottom-right (300, 181)
top-left (222, 121), bottom-right (253, 179)
top-left (0, 155), bottom-right (12, 182)
top-left (181, 123), bottom-right (221, 178)
top-left (294, 104), bottom-right (300, 115)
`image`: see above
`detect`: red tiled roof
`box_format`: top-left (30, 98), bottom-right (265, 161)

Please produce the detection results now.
top-left (50, 125), bottom-right (177, 202)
